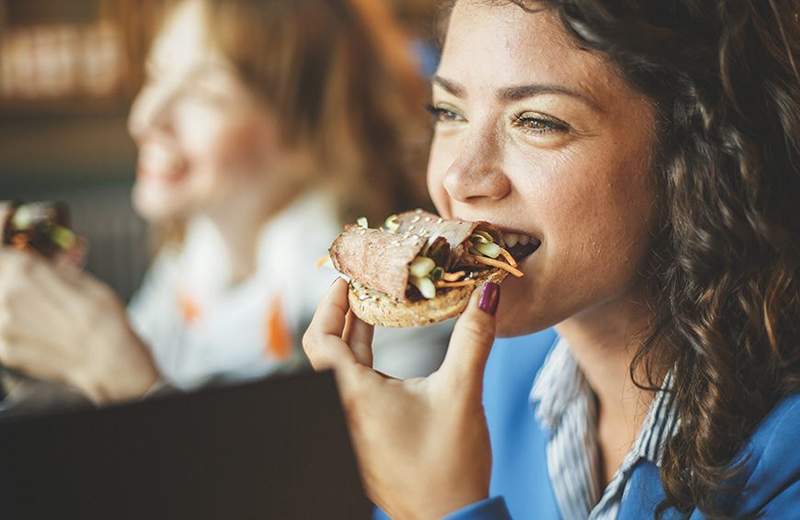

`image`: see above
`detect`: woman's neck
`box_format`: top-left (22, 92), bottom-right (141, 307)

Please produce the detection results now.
top-left (202, 184), bottom-right (306, 284)
top-left (554, 286), bottom-right (655, 483)
top-left (204, 205), bottom-right (265, 284)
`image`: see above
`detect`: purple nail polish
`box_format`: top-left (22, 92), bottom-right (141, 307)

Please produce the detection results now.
top-left (478, 282), bottom-right (500, 315)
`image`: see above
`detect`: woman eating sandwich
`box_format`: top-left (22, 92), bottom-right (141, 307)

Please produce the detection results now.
top-left (302, 0), bottom-right (800, 518)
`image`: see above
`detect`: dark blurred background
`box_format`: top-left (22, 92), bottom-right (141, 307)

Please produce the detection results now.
top-left (0, 0), bottom-right (439, 302)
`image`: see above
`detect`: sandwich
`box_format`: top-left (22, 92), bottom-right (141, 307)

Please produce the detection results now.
top-left (1, 201), bottom-right (77, 259)
top-left (327, 209), bottom-right (540, 327)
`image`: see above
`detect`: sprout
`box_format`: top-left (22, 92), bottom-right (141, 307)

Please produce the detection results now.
top-left (410, 276), bottom-right (436, 299)
top-left (430, 266), bottom-right (444, 282)
top-left (50, 226), bottom-right (76, 250)
top-left (475, 242), bottom-right (501, 259)
top-left (469, 231), bottom-right (493, 244)
top-left (383, 214), bottom-right (400, 232)
top-left (409, 256), bottom-right (436, 278)
top-left (356, 217), bottom-right (368, 228)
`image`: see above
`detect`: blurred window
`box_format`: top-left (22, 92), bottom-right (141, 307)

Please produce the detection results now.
top-left (1, 21), bottom-right (125, 100)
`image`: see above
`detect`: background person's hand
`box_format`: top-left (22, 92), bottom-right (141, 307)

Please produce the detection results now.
top-left (303, 278), bottom-right (500, 519)
top-left (0, 248), bottom-right (159, 404)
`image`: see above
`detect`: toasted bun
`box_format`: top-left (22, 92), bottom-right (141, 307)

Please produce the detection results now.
top-left (348, 269), bottom-right (508, 328)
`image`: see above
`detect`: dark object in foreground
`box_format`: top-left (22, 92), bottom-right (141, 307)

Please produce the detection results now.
top-left (0, 371), bottom-right (370, 520)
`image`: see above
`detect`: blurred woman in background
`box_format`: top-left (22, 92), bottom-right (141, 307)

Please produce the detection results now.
top-left (0, 0), bottom-right (447, 402)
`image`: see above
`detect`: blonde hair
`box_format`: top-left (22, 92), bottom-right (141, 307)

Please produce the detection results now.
top-left (187, 0), bottom-right (430, 223)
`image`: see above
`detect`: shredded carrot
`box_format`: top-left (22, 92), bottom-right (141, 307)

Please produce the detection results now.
top-left (473, 256), bottom-right (525, 278)
top-left (498, 247), bottom-right (518, 267)
top-left (436, 280), bottom-right (476, 288)
top-left (441, 270), bottom-right (466, 282)
top-left (11, 234), bottom-right (28, 250)
top-left (315, 254), bottom-right (330, 269)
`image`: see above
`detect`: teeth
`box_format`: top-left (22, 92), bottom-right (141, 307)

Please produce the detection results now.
top-left (503, 231), bottom-right (538, 248)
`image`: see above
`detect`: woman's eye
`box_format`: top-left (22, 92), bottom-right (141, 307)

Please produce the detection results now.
top-left (425, 104), bottom-right (465, 124)
top-left (512, 113), bottom-right (570, 135)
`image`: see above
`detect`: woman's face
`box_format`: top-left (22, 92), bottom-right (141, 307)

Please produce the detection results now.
top-left (428, 0), bottom-right (658, 337)
top-left (128, 0), bottom-right (279, 222)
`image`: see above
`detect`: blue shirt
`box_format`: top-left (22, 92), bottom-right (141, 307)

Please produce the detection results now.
top-left (375, 329), bottom-right (800, 519)
top-left (455, 330), bottom-right (800, 519)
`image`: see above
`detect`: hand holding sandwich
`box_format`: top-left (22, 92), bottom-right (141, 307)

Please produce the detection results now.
top-left (303, 278), bottom-right (501, 519)
top-left (0, 205), bottom-right (159, 403)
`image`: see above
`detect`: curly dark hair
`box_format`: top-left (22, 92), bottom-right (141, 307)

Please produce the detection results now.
top-left (539, 0), bottom-right (800, 516)
top-left (445, 0), bottom-right (800, 516)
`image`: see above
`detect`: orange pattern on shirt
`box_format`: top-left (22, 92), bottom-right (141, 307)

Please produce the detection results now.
top-left (177, 291), bottom-right (201, 324)
top-left (265, 294), bottom-right (292, 360)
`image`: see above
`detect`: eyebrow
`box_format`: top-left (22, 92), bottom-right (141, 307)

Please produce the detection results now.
top-left (432, 75), bottom-right (466, 97)
top-left (432, 75), bottom-right (601, 112)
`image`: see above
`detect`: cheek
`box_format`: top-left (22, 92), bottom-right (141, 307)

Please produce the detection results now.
top-left (548, 171), bottom-right (653, 284)
top-left (208, 120), bottom-right (273, 177)
top-left (497, 146), bottom-right (656, 335)
top-left (426, 133), bottom-right (456, 218)
top-left (174, 107), bottom-right (274, 187)
top-left (173, 104), bottom-right (229, 161)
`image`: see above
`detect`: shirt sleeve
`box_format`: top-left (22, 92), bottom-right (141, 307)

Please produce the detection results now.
top-left (127, 251), bottom-right (189, 383)
top-left (442, 497), bottom-right (513, 520)
top-left (757, 478), bottom-right (800, 518)
top-left (127, 251), bottom-right (183, 352)
top-left (733, 397), bottom-right (800, 517)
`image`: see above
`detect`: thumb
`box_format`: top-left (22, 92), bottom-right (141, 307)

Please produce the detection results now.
top-left (439, 281), bottom-right (500, 388)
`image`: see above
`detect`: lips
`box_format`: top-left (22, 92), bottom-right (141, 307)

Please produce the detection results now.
top-left (137, 167), bottom-right (188, 184)
top-left (136, 142), bottom-right (188, 184)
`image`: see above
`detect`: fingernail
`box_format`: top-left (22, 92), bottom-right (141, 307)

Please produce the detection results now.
top-left (478, 282), bottom-right (500, 316)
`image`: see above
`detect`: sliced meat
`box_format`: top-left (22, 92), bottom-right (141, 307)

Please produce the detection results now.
top-left (329, 225), bottom-right (427, 301)
top-left (394, 210), bottom-right (505, 269)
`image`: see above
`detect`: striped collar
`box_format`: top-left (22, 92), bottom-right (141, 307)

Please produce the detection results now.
top-left (530, 338), bottom-right (679, 519)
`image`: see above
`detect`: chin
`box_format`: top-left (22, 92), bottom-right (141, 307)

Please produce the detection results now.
top-left (495, 304), bottom-right (540, 337)
top-left (132, 183), bottom-right (190, 223)
top-left (493, 277), bottom-right (553, 338)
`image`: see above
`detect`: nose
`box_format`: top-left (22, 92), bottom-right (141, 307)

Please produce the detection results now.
top-left (442, 127), bottom-right (511, 203)
top-left (128, 81), bottom-right (174, 142)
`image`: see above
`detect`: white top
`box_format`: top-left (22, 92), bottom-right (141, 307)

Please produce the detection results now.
top-left (129, 190), bottom-right (451, 390)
